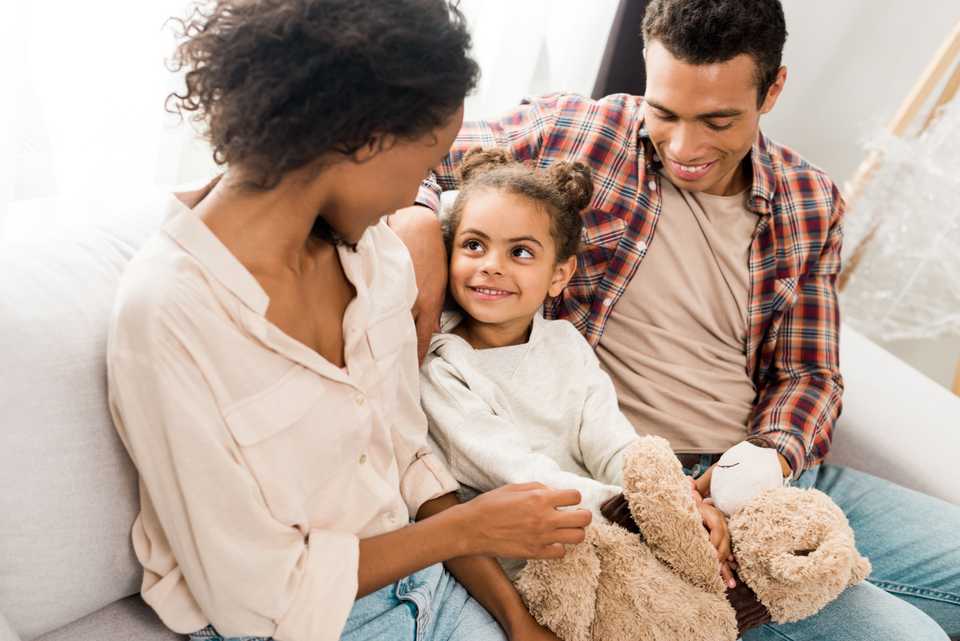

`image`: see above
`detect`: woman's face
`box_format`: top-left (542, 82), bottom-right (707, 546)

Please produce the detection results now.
top-left (449, 189), bottom-right (576, 328)
top-left (323, 106), bottom-right (465, 244)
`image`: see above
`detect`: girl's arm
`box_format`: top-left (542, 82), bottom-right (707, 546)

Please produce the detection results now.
top-left (575, 330), bottom-right (640, 486)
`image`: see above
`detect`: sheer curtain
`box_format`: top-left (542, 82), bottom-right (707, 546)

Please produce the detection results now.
top-left (0, 1), bottom-right (619, 240)
top-left (0, 1), bottom-right (215, 242)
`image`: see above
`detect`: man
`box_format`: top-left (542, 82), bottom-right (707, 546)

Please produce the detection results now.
top-left (390, 0), bottom-right (960, 639)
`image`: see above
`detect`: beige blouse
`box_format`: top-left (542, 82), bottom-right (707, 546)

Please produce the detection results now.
top-left (107, 193), bottom-right (458, 641)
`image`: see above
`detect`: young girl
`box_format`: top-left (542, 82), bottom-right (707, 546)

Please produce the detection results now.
top-left (107, 3), bottom-right (586, 641)
top-left (420, 149), bottom-right (785, 634)
top-left (419, 149), bottom-right (642, 578)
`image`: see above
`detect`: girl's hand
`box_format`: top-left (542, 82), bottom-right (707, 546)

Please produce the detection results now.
top-left (458, 483), bottom-right (592, 560)
top-left (506, 617), bottom-right (563, 641)
top-left (696, 498), bottom-right (737, 589)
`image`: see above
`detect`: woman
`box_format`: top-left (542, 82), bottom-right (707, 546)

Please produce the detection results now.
top-left (106, 1), bottom-right (589, 640)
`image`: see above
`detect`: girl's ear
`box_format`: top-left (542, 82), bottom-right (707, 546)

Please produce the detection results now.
top-left (548, 255), bottom-right (578, 298)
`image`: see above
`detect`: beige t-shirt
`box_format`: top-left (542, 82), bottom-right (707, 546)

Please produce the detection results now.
top-left (596, 176), bottom-right (760, 454)
top-left (107, 193), bottom-right (457, 641)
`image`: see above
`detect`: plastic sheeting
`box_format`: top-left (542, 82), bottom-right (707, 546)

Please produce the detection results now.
top-left (840, 102), bottom-right (960, 341)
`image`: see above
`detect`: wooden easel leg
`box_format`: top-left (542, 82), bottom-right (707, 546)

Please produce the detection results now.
top-left (953, 357), bottom-right (960, 396)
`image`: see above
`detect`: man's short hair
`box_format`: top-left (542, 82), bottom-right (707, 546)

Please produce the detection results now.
top-left (642, 0), bottom-right (787, 105)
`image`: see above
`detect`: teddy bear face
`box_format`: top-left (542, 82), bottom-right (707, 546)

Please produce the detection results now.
top-left (710, 441), bottom-right (785, 516)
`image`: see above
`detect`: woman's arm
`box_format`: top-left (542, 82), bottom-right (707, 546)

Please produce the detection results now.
top-left (357, 483), bottom-right (591, 598)
top-left (415, 493), bottom-right (562, 641)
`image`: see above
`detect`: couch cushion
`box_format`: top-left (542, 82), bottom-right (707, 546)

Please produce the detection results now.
top-left (35, 596), bottom-right (183, 641)
top-left (0, 192), bottom-right (171, 640)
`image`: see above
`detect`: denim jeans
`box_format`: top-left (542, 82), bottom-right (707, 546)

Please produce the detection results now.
top-left (189, 563), bottom-right (505, 641)
top-left (684, 456), bottom-right (960, 641)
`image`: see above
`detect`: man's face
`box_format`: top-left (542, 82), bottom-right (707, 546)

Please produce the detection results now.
top-left (642, 40), bottom-right (785, 196)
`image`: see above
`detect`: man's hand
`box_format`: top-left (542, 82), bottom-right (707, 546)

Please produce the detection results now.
top-left (388, 205), bottom-right (448, 363)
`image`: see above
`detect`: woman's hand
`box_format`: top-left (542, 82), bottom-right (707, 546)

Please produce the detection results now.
top-left (505, 617), bottom-right (563, 641)
top-left (457, 483), bottom-right (592, 560)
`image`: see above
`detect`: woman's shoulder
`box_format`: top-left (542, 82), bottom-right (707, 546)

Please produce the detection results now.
top-left (355, 218), bottom-right (418, 314)
top-left (110, 232), bottom-right (224, 351)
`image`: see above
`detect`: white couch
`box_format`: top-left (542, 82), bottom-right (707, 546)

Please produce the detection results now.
top-left (2, 191), bottom-right (958, 641)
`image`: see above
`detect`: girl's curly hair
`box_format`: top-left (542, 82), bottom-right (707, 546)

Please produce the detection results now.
top-left (167, 0), bottom-right (479, 191)
top-left (445, 147), bottom-right (593, 262)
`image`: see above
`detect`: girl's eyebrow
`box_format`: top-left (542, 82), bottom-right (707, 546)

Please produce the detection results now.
top-left (508, 235), bottom-right (544, 248)
top-left (459, 228), bottom-right (545, 249)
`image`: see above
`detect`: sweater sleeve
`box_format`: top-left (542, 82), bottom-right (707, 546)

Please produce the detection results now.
top-left (573, 328), bottom-right (640, 487)
top-left (419, 352), bottom-right (621, 516)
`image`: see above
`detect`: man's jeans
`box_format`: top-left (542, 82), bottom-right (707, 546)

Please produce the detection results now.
top-left (685, 457), bottom-right (960, 641)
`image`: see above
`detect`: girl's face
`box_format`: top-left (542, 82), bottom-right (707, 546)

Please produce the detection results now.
top-left (449, 189), bottom-right (577, 328)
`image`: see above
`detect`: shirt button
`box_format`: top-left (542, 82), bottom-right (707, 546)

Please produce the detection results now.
top-left (647, 179), bottom-right (657, 191)
top-left (602, 297), bottom-right (614, 307)
top-left (637, 241), bottom-right (648, 253)
top-left (359, 453), bottom-right (367, 464)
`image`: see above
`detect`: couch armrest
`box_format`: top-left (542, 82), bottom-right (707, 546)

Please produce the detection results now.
top-left (0, 610), bottom-right (22, 641)
top-left (826, 323), bottom-right (960, 505)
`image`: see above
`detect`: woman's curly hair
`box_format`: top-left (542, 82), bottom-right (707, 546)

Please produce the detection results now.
top-left (167, 0), bottom-right (479, 190)
top-left (445, 147), bottom-right (593, 262)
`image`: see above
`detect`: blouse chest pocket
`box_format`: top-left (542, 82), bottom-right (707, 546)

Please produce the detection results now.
top-left (366, 307), bottom-right (416, 379)
top-left (223, 365), bottom-right (364, 525)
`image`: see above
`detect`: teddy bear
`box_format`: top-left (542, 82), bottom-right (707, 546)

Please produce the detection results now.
top-left (514, 436), bottom-right (872, 641)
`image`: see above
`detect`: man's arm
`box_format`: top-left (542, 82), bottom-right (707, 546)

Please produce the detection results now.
top-left (748, 183), bottom-right (846, 479)
top-left (387, 208), bottom-right (447, 363)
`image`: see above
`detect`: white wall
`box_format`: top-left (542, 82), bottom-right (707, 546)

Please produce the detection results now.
top-left (762, 0), bottom-right (960, 391)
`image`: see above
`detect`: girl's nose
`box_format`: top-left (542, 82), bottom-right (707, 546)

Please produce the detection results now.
top-left (480, 254), bottom-right (504, 276)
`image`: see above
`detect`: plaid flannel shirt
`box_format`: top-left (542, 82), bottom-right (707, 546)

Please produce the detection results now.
top-left (416, 93), bottom-right (845, 477)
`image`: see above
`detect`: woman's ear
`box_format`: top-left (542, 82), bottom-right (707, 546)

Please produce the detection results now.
top-left (352, 134), bottom-right (397, 164)
top-left (548, 255), bottom-right (578, 297)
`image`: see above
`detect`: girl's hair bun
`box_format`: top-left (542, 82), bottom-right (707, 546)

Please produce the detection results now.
top-left (459, 147), bottom-right (516, 183)
top-left (547, 161), bottom-right (594, 213)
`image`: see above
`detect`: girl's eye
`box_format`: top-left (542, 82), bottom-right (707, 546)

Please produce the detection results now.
top-left (512, 246), bottom-right (534, 259)
top-left (463, 239), bottom-right (484, 252)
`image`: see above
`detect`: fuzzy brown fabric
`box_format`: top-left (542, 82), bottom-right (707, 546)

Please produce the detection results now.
top-left (729, 486), bottom-right (872, 623)
top-left (514, 436), bottom-right (870, 639)
top-left (621, 437), bottom-right (727, 595)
